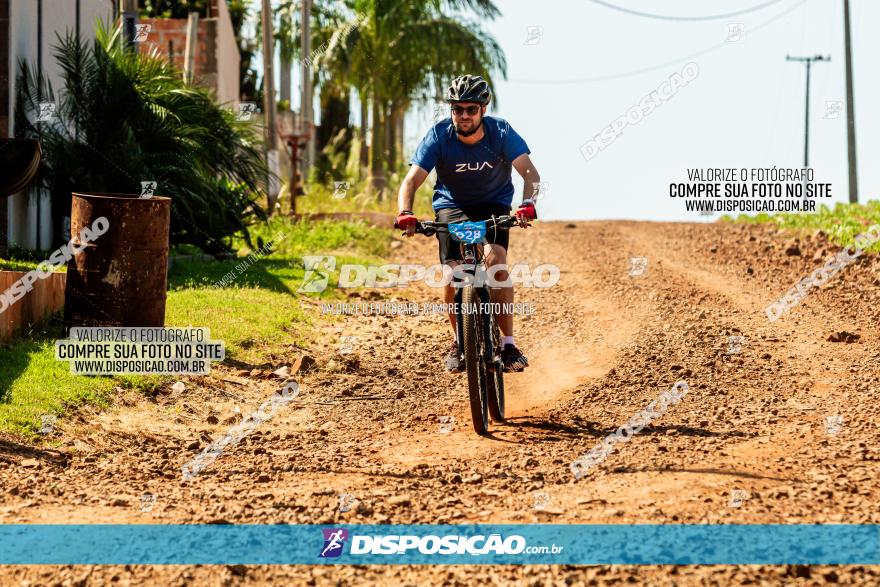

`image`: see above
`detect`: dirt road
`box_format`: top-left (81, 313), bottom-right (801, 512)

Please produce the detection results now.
top-left (2, 220), bottom-right (880, 585)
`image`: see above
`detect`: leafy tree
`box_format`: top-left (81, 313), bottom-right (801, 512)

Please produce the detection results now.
top-left (15, 22), bottom-right (267, 254)
top-left (138, 0), bottom-right (213, 19)
top-left (318, 0), bottom-right (506, 196)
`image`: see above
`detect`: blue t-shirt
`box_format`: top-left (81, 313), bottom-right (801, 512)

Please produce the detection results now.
top-left (409, 116), bottom-right (530, 210)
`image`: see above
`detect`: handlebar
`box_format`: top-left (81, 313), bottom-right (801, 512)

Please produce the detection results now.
top-left (394, 214), bottom-right (522, 236)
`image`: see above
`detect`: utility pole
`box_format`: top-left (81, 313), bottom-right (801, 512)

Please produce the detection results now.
top-left (120, 0), bottom-right (137, 49)
top-left (261, 0), bottom-right (279, 212)
top-left (786, 54), bottom-right (830, 191)
top-left (843, 0), bottom-right (858, 203)
top-left (301, 0), bottom-right (314, 173)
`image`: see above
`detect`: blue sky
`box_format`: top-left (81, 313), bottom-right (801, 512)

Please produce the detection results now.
top-left (278, 0), bottom-right (879, 221)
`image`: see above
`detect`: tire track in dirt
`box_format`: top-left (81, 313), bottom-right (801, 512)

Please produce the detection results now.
top-left (376, 221), bottom-right (648, 469)
top-left (571, 221), bottom-right (880, 526)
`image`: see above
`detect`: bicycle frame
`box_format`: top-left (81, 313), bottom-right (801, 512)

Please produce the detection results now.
top-left (452, 242), bottom-right (499, 372)
top-left (399, 214), bottom-right (520, 434)
top-left (406, 214), bottom-right (518, 365)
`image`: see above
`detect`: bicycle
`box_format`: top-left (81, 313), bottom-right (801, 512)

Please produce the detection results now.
top-left (397, 214), bottom-right (524, 435)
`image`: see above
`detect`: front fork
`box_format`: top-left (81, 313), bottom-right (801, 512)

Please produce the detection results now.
top-left (454, 286), bottom-right (465, 359)
top-left (454, 285), bottom-right (498, 372)
top-left (478, 287), bottom-right (501, 373)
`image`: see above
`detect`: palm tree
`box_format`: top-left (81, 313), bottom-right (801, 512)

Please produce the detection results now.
top-left (380, 0), bottom-right (506, 173)
top-left (15, 22), bottom-right (268, 253)
top-left (274, 0), bottom-right (298, 108)
top-left (318, 0), bottom-right (506, 197)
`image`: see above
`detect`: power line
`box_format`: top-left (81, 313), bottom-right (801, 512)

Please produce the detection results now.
top-left (588, 0), bottom-right (787, 22)
top-left (509, 0), bottom-right (809, 84)
top-left (786, 54), bottom-right (830, 174)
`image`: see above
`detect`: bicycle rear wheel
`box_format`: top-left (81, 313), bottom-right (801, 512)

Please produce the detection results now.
top-left (462, 286), bottom-right (489, 435)
top-left (487, 314), bottom-right (505, 423)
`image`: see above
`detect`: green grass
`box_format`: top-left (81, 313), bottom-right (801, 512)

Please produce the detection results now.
top-left (0, 218), bottom-right (389, 436)
top-left (0, 319), bottom-right (116, 435)
top-left (1, 246), bottom-right (69, 272)
top-left (0, 258), bottom-right (66, 272)
top-left (294, 166), bottom-right (435, 218)
top-left (727, 201), bottom-right (880, 252)
top-left (240, 215), bottom-right (391, 259)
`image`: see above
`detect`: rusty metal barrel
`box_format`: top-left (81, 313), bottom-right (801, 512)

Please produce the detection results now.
top-left (64, 192), bottom-right (171, 327)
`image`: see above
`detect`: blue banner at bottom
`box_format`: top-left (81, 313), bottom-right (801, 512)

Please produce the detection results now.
top-left (0, 524), bottom-right (877, 565)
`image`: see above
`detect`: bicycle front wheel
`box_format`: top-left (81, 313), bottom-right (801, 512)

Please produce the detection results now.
top-left (462, 286), bottom-right (489, 435)
top-left (487, 314), bottom-right (505, 423)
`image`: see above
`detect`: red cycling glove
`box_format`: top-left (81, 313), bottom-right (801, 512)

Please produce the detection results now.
top-left (515, 199), bottom-right (537, 224)
top-left (395, 211), bottom-right (418, 231)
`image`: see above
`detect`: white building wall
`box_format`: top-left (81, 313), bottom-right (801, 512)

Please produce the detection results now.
top-left (7, 0), bottom-right (39, 251)
top-left (215, 0), bottom-right (240, 106)
top-left (6, 0), bottom-right (113, 251)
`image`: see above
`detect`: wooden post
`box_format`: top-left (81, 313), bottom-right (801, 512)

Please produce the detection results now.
top-left (184, 11), bottom-right (199, 84)
top-left (261, 0), bottom-right (279, 211)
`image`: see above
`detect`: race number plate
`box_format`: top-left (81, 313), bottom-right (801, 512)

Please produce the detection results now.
top-left (448, 221), bottom-right (487, 244)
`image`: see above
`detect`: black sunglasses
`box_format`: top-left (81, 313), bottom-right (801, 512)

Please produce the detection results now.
top-left (451, 104), bottom-right (481, 116)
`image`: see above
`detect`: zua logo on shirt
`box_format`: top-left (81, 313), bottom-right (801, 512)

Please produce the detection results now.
top-left (455, 161), bottom-right (494, 172)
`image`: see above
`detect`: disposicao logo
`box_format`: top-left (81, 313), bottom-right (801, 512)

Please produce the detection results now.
top-left (316, 530), bottom-right (562, 558)
top-left (319, 528), bottom-right (349, 558)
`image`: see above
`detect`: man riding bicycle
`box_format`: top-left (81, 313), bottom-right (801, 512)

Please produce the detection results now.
top-left (396, 74), bottom-right (542, 373)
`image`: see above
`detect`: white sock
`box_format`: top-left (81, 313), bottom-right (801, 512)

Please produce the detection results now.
top-left (502, 336), bottom-right (514, 346)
